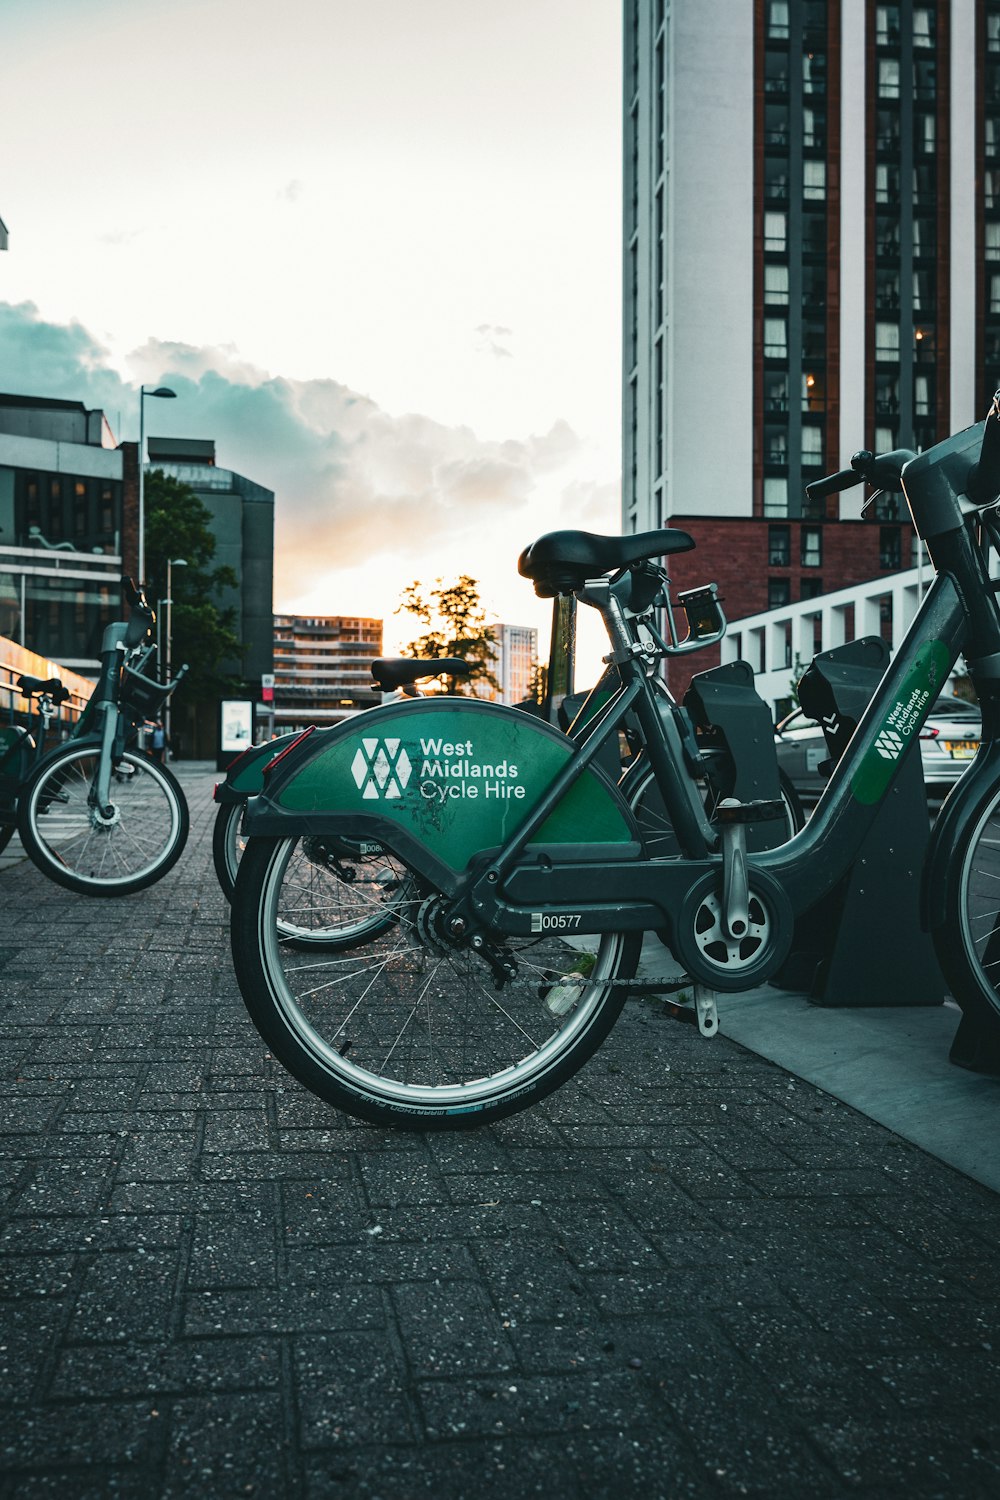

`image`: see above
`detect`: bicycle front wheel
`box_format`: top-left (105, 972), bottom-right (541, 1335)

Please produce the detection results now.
top-left (933, 780), bottom-right (1000, 1028)
top-left (17, 746), bottom-right (189, 896)
top-left (231, 836), bottom-right (640, 1128)
top-left (624, 760), bottom-right (804, 858)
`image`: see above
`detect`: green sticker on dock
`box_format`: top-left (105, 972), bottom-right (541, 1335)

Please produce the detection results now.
top-left (850, 639), bottom-right (951, 806)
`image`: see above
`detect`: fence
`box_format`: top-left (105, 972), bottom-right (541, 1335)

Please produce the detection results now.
top-left (720, 562), bottom-right (942, 716)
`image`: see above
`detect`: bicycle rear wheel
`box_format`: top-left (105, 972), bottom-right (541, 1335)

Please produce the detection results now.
top-left (231, 835), bottom-right (641, 1128)
top-left (17, 745), bottom-right (189, 896)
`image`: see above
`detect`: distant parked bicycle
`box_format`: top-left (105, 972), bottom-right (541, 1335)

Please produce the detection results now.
top-left (0, 673), bottom-right (75, 858)
top-left (12, 580), bottom-right (190, 896)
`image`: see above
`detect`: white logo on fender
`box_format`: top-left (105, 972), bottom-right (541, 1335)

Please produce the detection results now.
top-left (350, 737), bottom-right (413, 799)
top-left (874, 729), bottom-right (903, 760)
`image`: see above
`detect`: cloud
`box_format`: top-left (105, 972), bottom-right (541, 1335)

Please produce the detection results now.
top-left (0, 302), bottom-right (614, 611)
top-left (99, 228), bottom-right (146, 247)
top-left (277, 179), bottom-right (304, 203)
top-left (474, 322), bottom-right (514, 359)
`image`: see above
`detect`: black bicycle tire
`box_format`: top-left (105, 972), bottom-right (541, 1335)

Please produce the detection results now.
top-left (932, 778), bottom-right (1000, 1030)
top-left (17, 745), bottom-right (189, 896)
top-left (230, 835), bottom-right (641, 1129)
top-left (212, 799), bottom-right (244, 903)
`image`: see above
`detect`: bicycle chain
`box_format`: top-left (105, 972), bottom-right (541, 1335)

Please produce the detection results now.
top-left (547, 974), bottom-right (692, 993)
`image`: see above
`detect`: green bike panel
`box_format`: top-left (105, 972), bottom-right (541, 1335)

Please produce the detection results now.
top-left (274, 702), bottom-right (634, 873)
top-left (850, 639), bottom-right (952, 806)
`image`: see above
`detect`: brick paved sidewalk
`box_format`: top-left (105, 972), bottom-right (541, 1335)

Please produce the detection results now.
top-left (2, 764), bottom-right (1000, 1499)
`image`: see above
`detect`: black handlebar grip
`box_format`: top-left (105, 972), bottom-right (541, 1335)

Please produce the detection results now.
top-left (968, 389), bottom-right (1000, 505)
top-left (805, 467), bottom-right (865, 501)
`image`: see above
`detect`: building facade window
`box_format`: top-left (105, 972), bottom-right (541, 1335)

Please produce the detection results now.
top-left (879, 526), bottom-right (902, 568)
top-left (764, 318), bottom-right (788, 358)
top-left (764, 478), bottom-right (789, 516)
top-left (768, 523), bottom-right (791, 565)
top-left (764, 211), bottom-right (787, 251)
top-left (801, 526), bottom-right (823, 567)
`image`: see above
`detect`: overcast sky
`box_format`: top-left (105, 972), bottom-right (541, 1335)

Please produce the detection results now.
top-left (1, 0), bottom-right (621, 658)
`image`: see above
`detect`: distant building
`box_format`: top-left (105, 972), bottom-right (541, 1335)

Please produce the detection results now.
top-left (0, 395), bottom-right (278, 768)
top-left (487, 623), bottom-right (538, 705)
top-left (472, 623), bottom-right (538, 704)
top-left (273, 614), bottom-right (383, 731)
top-left (0, 393), bottom-right (124, 670)
top-left (146, 437), bottom-right (274, 689)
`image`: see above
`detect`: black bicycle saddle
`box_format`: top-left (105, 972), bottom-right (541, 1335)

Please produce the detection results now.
top-left (518, 527), bottom-right (695, 597)
top-left (371, 657), bottom-right (472, 691)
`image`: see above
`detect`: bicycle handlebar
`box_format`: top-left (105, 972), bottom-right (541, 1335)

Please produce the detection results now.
top-left (806, 447), bottom-right (917, 502)
top-left (967, 389), bottom-right (1000, 506)
top-left (121, 576), bottom-right (156, 648)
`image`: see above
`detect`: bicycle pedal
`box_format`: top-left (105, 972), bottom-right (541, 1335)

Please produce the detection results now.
top-left (715, 798), bottom-right (785, 825)
top-left (694, 985), bottom-right (719, 1037)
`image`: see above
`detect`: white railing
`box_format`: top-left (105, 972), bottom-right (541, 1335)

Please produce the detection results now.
top-left (720, 563), bottom-right (944, 714)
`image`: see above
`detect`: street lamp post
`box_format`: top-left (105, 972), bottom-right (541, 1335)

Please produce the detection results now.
top-left (165, 557), bottom-right (187, 755)
top-left (137, 385), bottom-right (176, 585)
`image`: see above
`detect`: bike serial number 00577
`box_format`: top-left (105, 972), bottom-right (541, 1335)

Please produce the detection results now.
top-left (530, 912), bottom-right (582, 932)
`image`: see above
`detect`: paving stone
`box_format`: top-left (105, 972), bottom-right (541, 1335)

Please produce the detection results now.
top-left (49, 1336), bottom-right (283, 1398)
top-left (296, 1330), bottom-right (415, 1448)
top-left (183, 1283), bottom-right (383, 1337)
top-left (392, 1280), bottom-right (516, 1377)
top-left (2, 764), bottom-right (1000, 1497)
top-left (161, 1390), bottom-right (288, 1495)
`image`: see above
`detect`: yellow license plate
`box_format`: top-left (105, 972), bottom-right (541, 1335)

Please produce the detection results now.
top-left (944, 740), bottom-right (977, 758)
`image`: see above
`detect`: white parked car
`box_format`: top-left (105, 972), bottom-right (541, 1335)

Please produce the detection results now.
top-left (774, 691), bottom-right (980, 805)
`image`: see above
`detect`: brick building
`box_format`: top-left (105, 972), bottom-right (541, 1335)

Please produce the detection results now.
top-left (624, 0), bottom-right (990, 695)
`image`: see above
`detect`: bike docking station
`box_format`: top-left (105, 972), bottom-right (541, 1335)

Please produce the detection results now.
top-left (682, 659), bottom-right (788, 853)
top-left (770, 635), bottom-right (947, 1009)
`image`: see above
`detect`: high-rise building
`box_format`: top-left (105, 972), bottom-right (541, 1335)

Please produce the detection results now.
top-left (272, 614), bottom-right (383, 731)
top-left (475, 623), bottom-right (539, 705)
top-left (146, 437), bottom-right (274, 689)
top-left (623, 0), bottom-right (987, 689)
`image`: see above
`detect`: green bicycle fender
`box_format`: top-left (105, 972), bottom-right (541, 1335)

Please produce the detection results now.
top-left (245, 698), bottom-right (640, 884)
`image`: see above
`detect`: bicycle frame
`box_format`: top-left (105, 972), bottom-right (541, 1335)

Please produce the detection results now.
top-left (246, 413), bottom-right (1000, 993)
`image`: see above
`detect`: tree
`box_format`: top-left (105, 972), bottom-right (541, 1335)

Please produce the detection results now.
top-left (397, 575), bottom-right (500, 696)
top-left (143, 470), bottom-right (243, 703)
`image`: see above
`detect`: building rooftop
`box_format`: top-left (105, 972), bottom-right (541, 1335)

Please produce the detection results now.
top-left (147, 437), bottom-right (216, 465)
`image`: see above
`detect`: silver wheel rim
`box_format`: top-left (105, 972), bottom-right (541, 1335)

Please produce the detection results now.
top-left (257, 838), bottom-right (626, 1111)
top-left (27, 748), bottom-right (180, 888)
